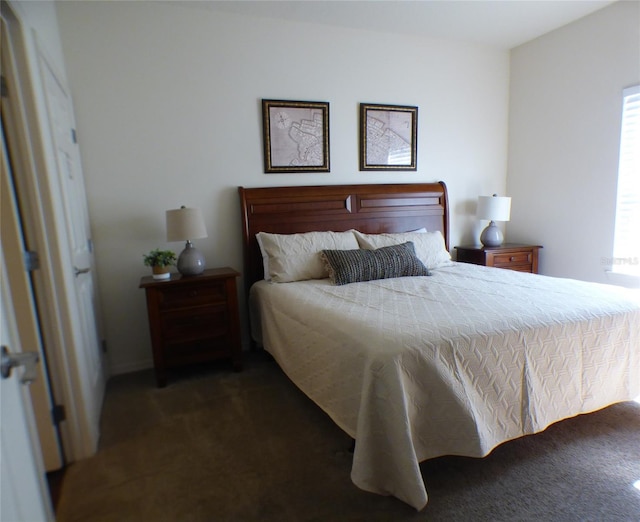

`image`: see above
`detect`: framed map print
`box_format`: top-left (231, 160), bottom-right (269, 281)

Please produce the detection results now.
top-left (262, 99), bottom-right (330, 173)
top-left (359, 103), bottom-right (417, 171)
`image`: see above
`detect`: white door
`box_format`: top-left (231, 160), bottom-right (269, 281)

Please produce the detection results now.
top-left (2, 2), bottom-right (105, 461)
top-left (37, 48), bottom-right (107, 448)
top-left (0, 256), bottom-right (54, 522)
top-left (1, 20), bottom-right (64, 471)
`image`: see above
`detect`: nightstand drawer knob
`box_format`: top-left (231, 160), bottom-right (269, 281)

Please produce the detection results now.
top-left (189, 290), bottom-right (198, 297)
top-left (510, 256), bottom-right (516, 262)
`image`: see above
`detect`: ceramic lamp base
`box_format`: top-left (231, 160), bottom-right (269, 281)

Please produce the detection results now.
top-left (480, 221), bottom-right (504, 247)
top-left (177, 241), bottom-right (205, 276)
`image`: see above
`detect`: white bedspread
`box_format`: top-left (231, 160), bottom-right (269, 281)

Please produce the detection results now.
top-left (249, 263), bottom-right (640, 510)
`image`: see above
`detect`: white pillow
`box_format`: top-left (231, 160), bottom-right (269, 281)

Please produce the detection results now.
top-left (353, 230), bottom-right (452, 269)
top-left (256, 231), bottom-right (359, 282)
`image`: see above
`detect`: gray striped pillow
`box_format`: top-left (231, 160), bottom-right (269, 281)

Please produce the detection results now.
top-left (321, 242), bottom-right (431, 285)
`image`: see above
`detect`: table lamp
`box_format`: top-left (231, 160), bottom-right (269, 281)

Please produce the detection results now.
top-left (166, 206), bottom-right (208, 276)
top-left (477, 194), bottom-right (511, 247)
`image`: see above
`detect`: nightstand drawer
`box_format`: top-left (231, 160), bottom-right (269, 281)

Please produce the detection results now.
top-left (503, 264), bottom-right (535, 273)
top-left (159, 281), bottom-right (226, 310)
top-left (490, 251), bottom-right (532, 267)
top-left (161, 305), bottom-right (228, 341)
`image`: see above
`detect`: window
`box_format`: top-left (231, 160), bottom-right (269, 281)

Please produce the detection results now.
top-left (612, 85), bottom-right (640, 276)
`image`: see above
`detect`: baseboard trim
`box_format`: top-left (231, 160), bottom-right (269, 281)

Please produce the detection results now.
top-left (109, 359), bottom-right (153, 376)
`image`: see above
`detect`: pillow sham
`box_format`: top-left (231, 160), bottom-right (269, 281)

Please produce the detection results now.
top-left (353, 230), bottom-right (452, 270)
top-left (321, 242), bottom-right (430, 286)
top-left (256, 230), bottom-right (359, 282)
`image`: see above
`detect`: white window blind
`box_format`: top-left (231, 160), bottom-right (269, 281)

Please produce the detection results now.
top-left (612, 85), bottom-right (640, 276)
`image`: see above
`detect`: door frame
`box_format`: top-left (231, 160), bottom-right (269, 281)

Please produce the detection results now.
top-left (1, 252), bottom-right (54, 522)
top-left (2, 0), bottom-right (105, 461)
top-left (1, 94), bottom-right (64, 471)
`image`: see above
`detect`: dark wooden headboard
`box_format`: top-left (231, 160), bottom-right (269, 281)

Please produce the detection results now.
top-left (238, 182), bottom-right (449, 290)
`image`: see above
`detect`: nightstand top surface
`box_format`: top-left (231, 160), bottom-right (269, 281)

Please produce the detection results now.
top-left (139, 266), bottom-right (240, 288)
top-left (455, 243), bottom-right (542, 252)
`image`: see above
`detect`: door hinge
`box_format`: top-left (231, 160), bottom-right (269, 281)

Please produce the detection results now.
top-left (51, 404), bottom-right (66, 425)
top-left (24, 250), bottom-right (40, 271)
top-left (1, 75), bottom-right (8, 98)
top-left (71, 128), bottom-right (77, 144)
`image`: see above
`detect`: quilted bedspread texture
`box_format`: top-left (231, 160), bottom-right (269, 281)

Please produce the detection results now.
top-left (250, 263), bottom-right (640, 510)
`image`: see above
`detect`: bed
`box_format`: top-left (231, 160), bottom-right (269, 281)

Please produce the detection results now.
top-left (238, 182), bottom-right (640, 510)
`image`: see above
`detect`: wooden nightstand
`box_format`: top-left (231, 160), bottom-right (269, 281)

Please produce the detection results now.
top-left (455, 244), bottom-right (542, 274)
top-left (139, 267), bottom-right (242, 387)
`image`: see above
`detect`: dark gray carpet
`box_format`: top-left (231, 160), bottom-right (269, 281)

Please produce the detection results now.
top-left (56, 352), bottom-right (640, 522)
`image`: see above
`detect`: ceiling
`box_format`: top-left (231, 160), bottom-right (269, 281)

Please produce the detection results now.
top-left (194, 0), bottom-right (616, 50)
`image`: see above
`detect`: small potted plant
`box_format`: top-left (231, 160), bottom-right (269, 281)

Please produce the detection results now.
top-left (143, 248), bottom-right (177, 280)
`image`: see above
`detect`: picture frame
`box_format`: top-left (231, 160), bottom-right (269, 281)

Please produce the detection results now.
top-left (359, 103), bottom-right (418, 171)
top-left (262, 99), bottom-right (330, 173)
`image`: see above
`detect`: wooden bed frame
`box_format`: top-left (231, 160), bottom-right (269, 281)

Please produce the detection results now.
top-left (237, 181), bottom-right (640, 511)
top-left (238, 182), bottom-right (449, 291)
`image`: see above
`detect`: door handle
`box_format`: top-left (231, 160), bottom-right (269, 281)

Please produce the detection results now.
top-left (1, 345), bottom-right (39, 384)
top-left (74, 266), bottom-right (91, 277)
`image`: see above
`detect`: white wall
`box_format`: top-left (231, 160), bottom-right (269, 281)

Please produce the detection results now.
top-left (507, 0), bottom-right (640, 286)
top-left (55, 1), bottom-right (509, 375)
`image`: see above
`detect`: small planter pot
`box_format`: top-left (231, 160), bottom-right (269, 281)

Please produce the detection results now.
top-left (152, 266), bottom-right (171, 280)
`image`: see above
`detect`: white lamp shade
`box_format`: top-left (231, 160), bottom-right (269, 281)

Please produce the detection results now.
top-left (477, 195), bottom-right (511, 222)
top-left (166, 207), bottom-right (208, 242)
